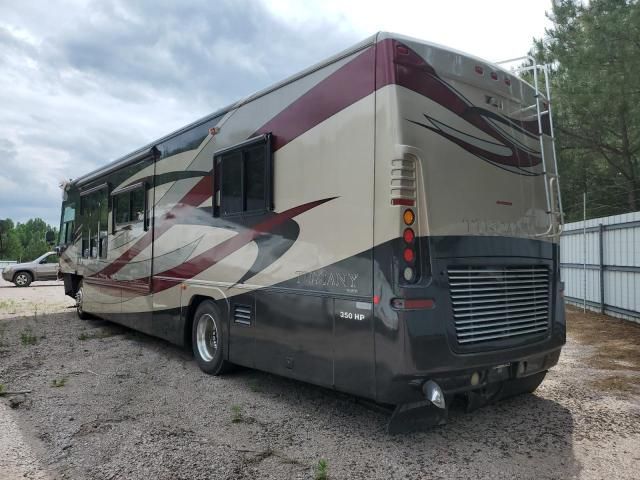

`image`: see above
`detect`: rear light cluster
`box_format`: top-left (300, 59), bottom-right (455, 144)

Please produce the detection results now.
top-left (475, 64), bottom-right (512, 86)
top-left (402, 209), bottom-right (418, 283)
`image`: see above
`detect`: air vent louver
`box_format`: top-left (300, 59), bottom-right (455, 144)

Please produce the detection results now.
top-left (448, 266), bottom-right (550, 346)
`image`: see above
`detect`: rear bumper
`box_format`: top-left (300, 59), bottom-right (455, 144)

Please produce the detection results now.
top-left (373, 235), bottom-right (566, 405)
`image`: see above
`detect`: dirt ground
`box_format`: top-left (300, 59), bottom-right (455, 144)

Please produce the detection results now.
top-left (1, 279), bottom-right (639, 480)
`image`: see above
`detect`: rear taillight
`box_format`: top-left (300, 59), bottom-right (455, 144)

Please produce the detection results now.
top-left (403, 228), bottom-right (415, 244)
top-left (403, 248), bottom-right (415, 263)
top-left (400, 209), bottom-right (418, 284)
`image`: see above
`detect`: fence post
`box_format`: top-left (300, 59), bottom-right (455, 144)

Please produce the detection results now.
top-left (599, 223), bottom-right (605, 314)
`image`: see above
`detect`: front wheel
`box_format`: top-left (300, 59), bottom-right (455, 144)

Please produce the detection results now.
top-left (191, 300), bottom-right (232, 375)
top-left (13, 272), bottom-right (32, 287)
top-left (76, 281), bottom-right (91, 320)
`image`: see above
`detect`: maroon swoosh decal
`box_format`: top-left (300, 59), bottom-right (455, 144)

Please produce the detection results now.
top-left (93, 175), bottom-right (212, 279)
top-left (95, 37), bottom-right (543, 282)
top-left (93, 48), bottom-right (376, 280)
top-left (253, 47), bottom-right (376, 150)
top-left (152, 197), bottom-right (336, 293)
top-left (377, 39), bottom-right (543, 168)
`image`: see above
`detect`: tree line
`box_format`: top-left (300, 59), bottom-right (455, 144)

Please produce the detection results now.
top-left (0, 218), bottom-right (58, 262)
top-left (533, 0), bottom-right (639, 222)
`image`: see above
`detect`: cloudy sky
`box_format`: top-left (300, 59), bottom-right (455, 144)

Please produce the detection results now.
top-left (0, 0), bottom-right (553, 227)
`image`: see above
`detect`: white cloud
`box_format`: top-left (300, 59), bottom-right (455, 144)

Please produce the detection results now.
top-left (0, 0), bottom-right (553, 227)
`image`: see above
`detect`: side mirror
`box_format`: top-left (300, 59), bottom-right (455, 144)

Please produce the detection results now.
top-left (45, 230), bottom-right (55, 244)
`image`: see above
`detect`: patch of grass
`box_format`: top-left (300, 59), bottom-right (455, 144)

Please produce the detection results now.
top-left (231, 404), bottom-right (243, 423)
top-left (566, 306), bottom-right (640, 372)
top-left (0, 299), bottom-right (16, 311)
top-left (20, 329), bottom-right (38, 346)
top-left (0, 384), bottom-right (5, 396)
top-left (51, 378), bottom-right (67, 388)
top-left (314, 459), bottom-right (329, 480)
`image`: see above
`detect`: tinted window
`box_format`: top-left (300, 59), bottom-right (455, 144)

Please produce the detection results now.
top-left (215, 135), bottom-right (272, 217)
top-left (221, 152), bottom-right (243, 216)
top-left (131, 189), bottom-right (145, 222)
top-left (245, 146), bottom-right (265, 212)
top-left (80, 186), bottom-right (108, 258)
top-left (115, 193), bottom-right (131, 224)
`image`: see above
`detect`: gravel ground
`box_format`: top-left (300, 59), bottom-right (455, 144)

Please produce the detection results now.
top-left (1, 278), bottom-right (639, 479)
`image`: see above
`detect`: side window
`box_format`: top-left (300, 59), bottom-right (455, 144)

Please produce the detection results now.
top-left (79, 185), bottom-right (108, 259)
top-left (60, 203), bottom-right (76, 245)
top-left (112, 183), bottom-right (147, 230)
top-left (43, 254), bottom-right (59, 264)
top-left (115, 193), bottom-right (131, 224)
top-left (214, 134), bottom-right (272, 217)
top-left (220, 152), bottom-right (243, 216)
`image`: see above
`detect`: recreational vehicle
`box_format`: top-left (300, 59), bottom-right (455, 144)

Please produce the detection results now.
top-left (57, 32), bottom-right (565, 432)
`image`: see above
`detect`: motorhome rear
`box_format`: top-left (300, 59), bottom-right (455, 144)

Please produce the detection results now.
top-left (57, 32), bottom-right (565, 431)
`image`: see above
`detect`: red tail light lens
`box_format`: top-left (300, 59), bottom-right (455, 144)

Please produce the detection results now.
top-left (403, 248), bottom-right (415, 263)
top-left (403, 228), bottom-right (415, 244)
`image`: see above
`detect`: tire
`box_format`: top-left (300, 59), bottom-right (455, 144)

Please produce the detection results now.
top-left (13, 271), bottom-right (32, 288)
top-left (191, 300), bottom-right (232, 375)
top-left (75, 280), bottom-right (91, 320)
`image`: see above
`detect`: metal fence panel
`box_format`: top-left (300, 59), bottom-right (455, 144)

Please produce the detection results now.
top-left (560, 211), bottom-right (640, 323)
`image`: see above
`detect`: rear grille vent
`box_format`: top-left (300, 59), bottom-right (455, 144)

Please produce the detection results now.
top-left (233, 304), bottom-right (252, 326)
top-left (447, 266), bottom-right (550, 346)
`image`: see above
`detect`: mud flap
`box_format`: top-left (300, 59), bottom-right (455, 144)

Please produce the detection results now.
top-left (465, 370), bottom-right (547, 412)
top-left (387, 400), bottom-right (448, 434)
top-left (493, 370), bottom-right (547, 402)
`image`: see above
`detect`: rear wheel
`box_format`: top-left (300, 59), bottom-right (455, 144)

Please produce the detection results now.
top-left (191, 300), bottom-right (232, 375)
top-left (76, 281), bottom-right (91, 320)
top-left (13, 272), bottom-right (32, 287)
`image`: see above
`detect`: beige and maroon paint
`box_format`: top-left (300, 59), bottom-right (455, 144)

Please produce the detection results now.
top-left (59, 32), bottom-right (559, 321)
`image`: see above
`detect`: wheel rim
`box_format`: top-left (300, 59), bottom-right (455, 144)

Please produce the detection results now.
top-left (15, 274), bottom-right (28, 286)
top-left (76, 287), bottom-right (84, 315)
top-left (196, 313), bottom-right (219, 362)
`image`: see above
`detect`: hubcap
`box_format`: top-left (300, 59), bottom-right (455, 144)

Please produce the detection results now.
top-left (16, 274), bottom-right (28, 286)
top-left (76, 288), bottom-right (83, 314)
top-left (196, 313), bottom-right (219, 362)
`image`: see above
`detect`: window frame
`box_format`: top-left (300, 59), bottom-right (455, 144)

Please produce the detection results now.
top-left (213, 133), bottom-right (273, 218)
top-left (111, 182), bottom-right (149, 232)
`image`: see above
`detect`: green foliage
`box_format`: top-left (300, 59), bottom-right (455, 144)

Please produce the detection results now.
top-left (535, 0), bottom-right (640, 221)
top-left (20, 329), bottom-right (38, 346)
top-left (314, 459), bottom-right (329, 480)
top-left (231, 404), bottom-right (243, 423)
top-left (0, 217), bottom-right (58, 262)
top-left (51, 378), bottom-right (67, 388)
